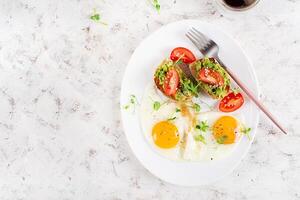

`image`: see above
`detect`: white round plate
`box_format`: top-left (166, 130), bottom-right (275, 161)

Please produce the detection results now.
top-left (120, 20), bottom-right (259, 186)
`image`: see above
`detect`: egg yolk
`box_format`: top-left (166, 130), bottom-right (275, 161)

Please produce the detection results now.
top-left (213, 116), bottom-right (237, 144)
top-left (152, 121), bottom-right (180, 149)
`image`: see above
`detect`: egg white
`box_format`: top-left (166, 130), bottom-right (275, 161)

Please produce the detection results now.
top-left (140, 84), bottom-right (188, 161)
top-left (182, 111), bottom-right (245, 161)
top-left (140, 83), bottom-right (246, 162)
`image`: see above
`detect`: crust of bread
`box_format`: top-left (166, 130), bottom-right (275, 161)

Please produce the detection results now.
top-left (154, 60), bottom-right (193, 101)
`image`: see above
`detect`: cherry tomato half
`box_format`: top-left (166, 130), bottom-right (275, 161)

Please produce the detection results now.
top-left (219, 92), bottom-right (244, 112)
top-left (170, 47), bottom-right (196, 64)
top-left (198, 68), bottom-right (224, 86)
top-left (163, 69), bottom-right (179, 96)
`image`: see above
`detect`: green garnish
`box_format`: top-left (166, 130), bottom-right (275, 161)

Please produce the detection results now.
top-left (90, 11), bottom-right (107, 25)
top-left (168, 116), bottom-right (176, 121)
top-left (195, 121), bottom-right (209, 132)
top-left (241, 126), bottom-right (251, 139)
top-left (152, 0), bottom-right (160, 13)
top-left (194, 134), bottom-right (206, 144)
top-left (167, 108), bottom-right (180, 121)
top-left (232, 88), bottom-right (240, 95)
top-left (90, 13), bottom-right (100, 21)
top-left (193, 103), bottom-right (201, 112)
top-left (216, 135), bottom-right (228, 144)
top-left (123, 95), bottom-right (138, 111)
top-left (149, 96), bottom-right (167, 111)
top-left (130, 95), bottom-right (136, 104)
top-left (213, 87), bottom-right (228, 99)
top-left (154, 60), bottom-right (172, 85)
top-left (153, 101), bottom-right (161, 111)
top-left (154, 60), bottom-right (199, 101)
top-left (191, 57), bottom-right (231, 99)
top-left (180, 79), bottom-right (199, 98)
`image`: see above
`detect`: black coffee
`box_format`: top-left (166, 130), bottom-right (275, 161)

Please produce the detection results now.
top-left (223, 0), bottom-right (256, 8)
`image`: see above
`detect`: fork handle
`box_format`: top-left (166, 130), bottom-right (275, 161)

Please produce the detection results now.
top-left (215, 57), bottom-right (287, 134)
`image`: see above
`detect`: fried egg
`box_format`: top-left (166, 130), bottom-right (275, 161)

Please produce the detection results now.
top-left (182, 111), bottom-right (245, 161)
top-left (140, 83), bottom-right (246, 162)
top-left (140, 84), bottom-right (189, 160)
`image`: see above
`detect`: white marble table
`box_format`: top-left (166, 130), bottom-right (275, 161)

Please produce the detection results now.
top-left (0, 0), bottom-right (299, 199)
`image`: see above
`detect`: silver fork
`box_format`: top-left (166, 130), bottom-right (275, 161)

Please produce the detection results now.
top-left (186, 27), bottom-right (287, 134)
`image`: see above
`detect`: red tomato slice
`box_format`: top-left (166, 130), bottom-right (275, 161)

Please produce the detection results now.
top-left (163, 69), bottom-right (179, 96)
top-left (198, 68), bottom-right (224, 86)
top-left (170, 47), bottom-right (196, 64)
top-left (219, 92), bottom-right (244, 112)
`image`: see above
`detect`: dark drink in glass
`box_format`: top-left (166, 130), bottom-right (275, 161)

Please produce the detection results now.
top-left (219, 0), bottom-right (260, 11)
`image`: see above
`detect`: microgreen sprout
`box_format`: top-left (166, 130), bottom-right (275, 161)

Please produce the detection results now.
top-left (240, 126), bottom-right (251, 140)
top-left (194, 134), bottom-right (206, 144)
top-left (152, 0), bottom-right (160, 13)
top-left (123, 95), bottom-right (138, 112)
top-left (195, 121), bottom-right (209, 132)
top-left (90, 10), bottom-right (107, 25)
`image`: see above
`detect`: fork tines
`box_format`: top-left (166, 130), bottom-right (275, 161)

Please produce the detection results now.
top-left (186, 27), bottom-right (216, 55)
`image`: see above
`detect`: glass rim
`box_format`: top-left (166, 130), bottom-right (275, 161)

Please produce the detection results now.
top-left (215, 0), bottom-right (261, 12)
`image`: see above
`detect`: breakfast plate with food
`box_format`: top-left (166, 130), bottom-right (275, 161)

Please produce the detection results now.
top-left (120, 20), bottom-right (259, 186)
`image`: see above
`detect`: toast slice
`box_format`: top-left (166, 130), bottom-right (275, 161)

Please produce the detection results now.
top-left (154, 59), bottom-right (199, 101)
top-left (189, 57), bottom-right (231, 99)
